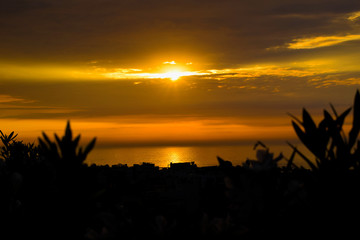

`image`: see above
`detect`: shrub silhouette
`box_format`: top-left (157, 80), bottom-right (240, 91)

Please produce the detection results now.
top-left (0, 130), bottom-right (40, 171)
top-left (288, 90), bottom-right (360, 172)
top-left (38, 120), bottom-right (96, 168)
top-left (0, 121), bottom-right (98, 239)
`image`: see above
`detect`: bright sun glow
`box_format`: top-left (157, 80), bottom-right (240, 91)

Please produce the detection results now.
top-left (101, 60), bottom-right (206, 81)
top-left (161, 70), bottom-right (190, 81)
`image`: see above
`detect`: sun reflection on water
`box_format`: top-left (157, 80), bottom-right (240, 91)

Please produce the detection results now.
top-left (86, 145), bottom-right (297, 168)
top-left (168, 151), bottom-right (181, 163)
top-left (164, 147), bottom-right (194, 167)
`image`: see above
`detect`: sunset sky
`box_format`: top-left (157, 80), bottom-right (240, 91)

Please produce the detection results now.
top-left (1, 0), bottom-right (360, 147)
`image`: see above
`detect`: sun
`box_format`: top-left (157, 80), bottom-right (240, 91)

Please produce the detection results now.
top-left (159, 61), bottom-right (196, 81)
top-left (161, 70), bottom-right (186, 81)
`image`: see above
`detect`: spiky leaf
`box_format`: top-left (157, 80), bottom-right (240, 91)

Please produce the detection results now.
top-left (287, 141), bottom-right (317, 171)
top-left (64, 120), bottom-right (72, 142)
top-left (42, 132), bottom-right (52, 145)
top-left (285, 149), bottom-right (297, 172)
top-left (336, 107), bottom-right (351, 129)
top-left (292, 121), bottom-right (307, 146)
top-left (287, 112), bottom-right (302, 126)
top-left (349, 90), bottom-right (360, 148)
top-left (302, 108), bottom-right (317, 133)
top-left (72, 135), bottom-right (81, 150)
top-left (83, 138), bottom-right (96, 156)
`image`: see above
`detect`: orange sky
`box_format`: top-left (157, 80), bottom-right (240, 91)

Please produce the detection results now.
top-left (1, 0), bottom-right (360, 147)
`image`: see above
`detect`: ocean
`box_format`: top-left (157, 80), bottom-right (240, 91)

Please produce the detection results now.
top-left (85, 142), bottom-right (308, 168)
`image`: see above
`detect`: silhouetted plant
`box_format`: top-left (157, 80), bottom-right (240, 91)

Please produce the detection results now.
top-left (288, 90), bottom-right (360, 172)
top-left (243, 141), bottom-right (283, 171)
top-left (0, 131), bottom-right (18, 161)
top-left (34, 121), bottom-right (98, 238)
top-left (0, 130), bottom-right (40, 171)
top-left (38, 120), bottom-right (96, 167)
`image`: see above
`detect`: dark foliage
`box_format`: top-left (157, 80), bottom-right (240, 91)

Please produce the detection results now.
top-left (1, 91), bottom-right (360, 239)
top-left (288, 90), bottom-right (360, 172)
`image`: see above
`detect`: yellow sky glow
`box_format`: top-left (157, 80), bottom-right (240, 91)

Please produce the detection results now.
top-left (1, 59), bottom-right (357, 84)
top-left (0, 117), bottom-right (295, 146)
top-left (103, 68), bottom-right (202, 81)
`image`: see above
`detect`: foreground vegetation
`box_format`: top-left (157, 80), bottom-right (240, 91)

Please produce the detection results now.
top-left (1, 91), bottom-right (360, 239)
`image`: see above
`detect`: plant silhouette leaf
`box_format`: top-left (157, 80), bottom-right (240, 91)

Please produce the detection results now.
top-left (73, 135), bottom-right (81, 148)
top-left (83, 138), bottom-right (96, 156)
top-left (302, 108), bottom-right (316, 133)
top-left (38, 138), bottom-right (46, 148)
top-left (287, 141), bottom-right (317, 171)
top-left (292, 121), bottom-right (307, 145)
top-left (287, 112), bottom-right (302, 126)
top-left (336, 107), bottom-right (351, 129)
top-left (8, 132), bottom-right (14, 141)
top-left (323, 110), bottom-right (333, 123)
top-left (64, 120), bottom-right (72, 142)
top-left (42, 132), bottom-right (52, 145)
top-left (349, 90), bottom-right (360, 148)
top-left (54, 133), bottom-right (62, 146)
top-left (286, 149), bottom-right (297, 170)
top-left (253, 141), bottom-right (267, 150)
top-left (330, 103), bottom-right (338, 118)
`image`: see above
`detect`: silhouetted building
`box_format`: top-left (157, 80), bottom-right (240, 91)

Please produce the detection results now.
top-left (169, 161), bottom-right (197, 170)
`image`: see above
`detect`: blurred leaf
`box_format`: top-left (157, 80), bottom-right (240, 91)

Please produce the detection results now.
top-left (323, 110), bottom-right (333, 124)
top-left (83, 138), bottom-right (96, 156)
top-left (42, 132), bottom-right (52, 145)
top-left (253, 141), bottom-right (267, 150)
top-left (334, 108), bottom-right (351, 147)
top-left (292, 121), bottom-right (307, 146)
top-left (302, 108), bottom-right (316, 133)
top-left (318, 118), bottom-right (327, 130)
top-left (55, 133), bottom-right (62, 147)
top-left (287, 141), bottom-right (317, 171)
top-left (274, 153), bottom-right (283, 162)
top-left (8, 132), bottom-right (14, 141)
top-left (287, 112), bottom-right (302, 126)
top-left (38, 138), bottom-right (46, 149)
top-left (64, 120), bottom-right (72, 142)
top-left (78, 147), bottom-right (83, 156)
top-left (285, 149), bottom-right (297, 171)
top-left (73, 135), bottom-right (81, 148)
top-left (349, 90), bottom-right (360, 148)
top-left (336, 107), bottom-right (351, 128)
top-left (330, 103), bottom-right (338, 118)
top-left (0, 137), bottom-right (7, 146)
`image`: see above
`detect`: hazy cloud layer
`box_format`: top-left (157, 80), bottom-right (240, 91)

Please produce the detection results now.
top-left (1, 0), bottom-right (360, 67)
top-left (0, 79), bottom-right (355, 120)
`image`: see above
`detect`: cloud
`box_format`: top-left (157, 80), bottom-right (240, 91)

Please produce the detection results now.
top-left (287, 34), bottom-right (360, 49)
top-left (1, 0), bottom-right (358, 69)
top-left (0, 91), bottom-right (79, 119)
top-left (0, 94), bottom-right (27, 103)
top-left (163, 61), bottom-right (176, 65)
top-left (348, 11), bottom-right (360, 21)
top-left (0, 62), bottom-right (101, 80)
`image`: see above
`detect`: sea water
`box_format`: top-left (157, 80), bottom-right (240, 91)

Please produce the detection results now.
top-left (85, 142), bottom-right (307, 167)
